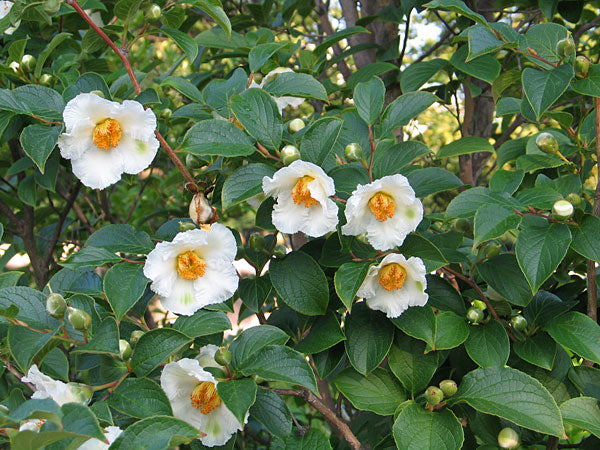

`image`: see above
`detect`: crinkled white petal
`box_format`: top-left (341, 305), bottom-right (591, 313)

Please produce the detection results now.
top-left (357, 254), bottom-right (428, 318)
top-left (262, 67), bottom-right (294, 85)
top-left (1, 1), bottom-right (20, 34)
top-left (196, 344), bottom-right (223, 369)
top-left (202, 223), bottom-right (238, 263)
top-left (273, 96), bottom-right (305, 113)
top-left (21, 365), bottom-right (81, 406)
top-left (19, 419), bottom-right (44, 432)
top-left (70, 146), bottom-right (124, 190)
top-left (57, 121), bottom-right (96, 161)
top-left (62, 93), bottom-right (121, 132)
top-left (115, 133), bottom-right (159, 175)
top-left (190, 260), bottom-right (239, 307)
top-left (77, 426), bottom-right (122, 450)
top-left (113, 100), bottom-right (158, 142)
top-left (342, 174), bottom-right (423, 251)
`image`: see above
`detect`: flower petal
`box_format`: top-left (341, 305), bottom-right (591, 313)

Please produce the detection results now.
top-left (57, 121), bottom-right (95, 161)
top-left (116, 133), bottom-right (159, 175)
top-left (191, 260), bottom-right (239, 307)
top-left (21, 365), bottom-right (80, 406)
top-left (203, 223), bottom-right (238, 263)
top-left (113, 100), bottom-right (157, 141)
top-left (62, 93), bottom-right (120, 132)
top-left (199, 403), bottom-right (243, 447)
top-left (196, 344), bottom-right (223, 369)
top-left (70, 146), bottom-right (124, 190)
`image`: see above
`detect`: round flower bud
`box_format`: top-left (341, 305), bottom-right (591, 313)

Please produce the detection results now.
top-left (43, 0), bottom-right (62, 15)
top-left (179, 221), bottom-right (196, 232)
top-left (535, 132), bottom-right (559, 154)
top-left (39, 74), bottom-right (52, 86)
top-left (556, 36), bottom-right (575, 57)
top-left (249, 232), bottom-right (266, 251)
top-left (566, 193), bottom-right (582, 209)
top-left (189, 193), bottom-right (213, 225)
top-left (552, 199), bottom-right (574, 220)
top-left (119, 339), bottom-right (132, 360)
top-left (272, 244), bottom-right (287, 259)
top-left (130, 329), bottom-right (144, 345)
top-left (89, 90), bottom-right (105, 99)
top-left (46, 293), bottom-right (66, 318)
top-left (214, 347), bottom-right (232, 366)
top-left (472, 300), bottom-right (487, 311)
top-left (497, 427), bottom-right (520, 449)
top-left (67, 307), bottom-right (91, 331)
top-left (452, 218), bottom-right (472, 234)
top-left (484, 243), bottom-right (500, 259)
top-left (576, 56), bottom-right (590, 77)
top-left (439, 379), bottom-right (457, 398)
top-left (9, 61), bottom-right (20, 73)
top-left (21, 55), bottom-right (36, 72)
top-left (424, 386), bottom-right (444, 406)
top-left (288, 118), bottom-right (305, 134)
top-left (67, 382), bottom-right (93, 404)
top-left (161, 108), bottom-right (172, 118)
top-left (146, 3), bottom-right (162, 21)
top-left (185, 153), bottom-right (201, 168)
top-left (466, 306), bottom-right (484, 324)
top-left (510, 314), bottom-right (528, 331)
top-left (280, 145), bottom-right (301, 166)
top-left (344, 143), bottom-right (364, 162)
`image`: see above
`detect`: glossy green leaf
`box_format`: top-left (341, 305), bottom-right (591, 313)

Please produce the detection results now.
top-left (108, 378), bottom-right (172, 418)
top-left (109, 416), bottom-right (199, 449)
top-left (380, 91), bottom-right (437, 137)
top-left (20, 124), bottom-right (60, 173)
top-left (522, 65), bottom-right (574, 119)
top-left (217, 378), bottom-right (257, 424)
top-left (221, 163), bottom-right (275, 209)
top-left (104, 263), bottom-right (148, 320)
top-left (514, 332), bottom-right (556, 370)
top-left (354, 77), bottom-right (385, 125)
top-left (230, 88), bottom-right (282, 151)
top-left (437, 136), bottom-right (494, 159)
top-left (464, 321), bottom-right (509, 368)
top-left (388, 334), bottom-right (439, 396)
top-left (130, 329), bottom-right (191, 377)
top-left (230, 325), bottom-right (289, 369)
top-left (334, 261), bottom-right (371, 310)
top-left (473, 205), bottom-right (521, 247)
top-left (161, 28), bottom-right (199, 62)
top-left (560, 397), bottom-right (600, 439)
top-left (295, 312), bottom-right (345, 354)
top-left (85, 224), bottom-right (154, 254)
top-left (263, 71), bottom-right (328, 102)
top-left (181, 119), bottom-right (255, 157)
top-left (249, 388), bottom-right (291, 438)
top-left (570, 214), bottom-right (600, 263)
top-left (477, 254), bottom-right (533, 307)
top-left (546, 312), bottom-right (600, 364)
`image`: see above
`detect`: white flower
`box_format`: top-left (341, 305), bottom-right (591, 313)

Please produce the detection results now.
top-left (196, 344), bottom-right (222, 369)
top-left (1, 1), bottom-right (20, 35)
top-left (19, 419), bottom-right (45, 432)
top-left (357, 253), bottom-right (428, 318)
top-left (342, 174), bottom-right (423, 251)
top-left (77, 426), bottom-right (122, 450)
top-left (21, 365), bottom-right (84, 406)
top-left (143, 224), bottom-right (239, 316)
top-left (57, 93), bottom-right (159, 190)
top-left (262, 160), bottom-right (338, 237)
top-left (161, 357), bottom-right (244, 447)
top-left (250, 67), bottom-right (305, 113)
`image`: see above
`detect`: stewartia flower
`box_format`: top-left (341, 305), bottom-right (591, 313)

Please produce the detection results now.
top-left (357, 253), bottom-right (428, 318)
top-left (161, 354), bottom-right (244, 447)
top-left (21, 365), bottom-right (90, 405)
top-left (342, 174), bottom-right (423, 251)
top-left (1, 1), bottom-right (20, 35)
top-left (262, 160), bottom-right (338, 237)
top-left (143, 224), bottom-right (239, 316)
top-left (77, 426), bottom-right (122, 450)
top-left (57, 92), bottom-right (159, 190)
top-left (250, 67), bottom-right (305, 113)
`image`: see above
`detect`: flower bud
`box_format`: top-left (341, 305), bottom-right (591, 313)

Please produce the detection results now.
top-left (130, 329), bottom-right (144, 345)
top-left (179, 221), bottom-right (196, 232)
top-left (43, 0), bottom-right (62, 15)
top-left (497, 427), bottom-right (520, 449)
top-left (484, 243), bottom-right (500, 259)
top-left (552, 199), bottom-right (574, 220)
top-left (344, 143), bottom-right (364, 162)
top-left (424, 386), bottom-right (444, 406)
top-left (249, 232), bottom-right (266, 251)
top-left (355, 233), bottom-right (370, 245)
top-left (21, 54), bottom-right (36, 72)
top-left (472, 300), bottom-right (487, 311)
top-left (439, 379), bottom-right (457, 398)
top-left (161, 108), bottom-right (172, 118)
top-left (185, 153), bottom-right (201, 168)
top-left (46, 293), bottom-right (66, 318)
top-left (89, 90), bottom-right (105, 99)
top-left (9, 61), bottom-right (19, 73)
top-left (67, 382), bottom-right (93, 404)
top-left (146, 3), bottom-right (162, 21)
top-left (39, 74), bottom-right (52, 86)
top-left (452, 218), bottom-right (472, 234)
top-left (466, 306), bottom-right (484, 324)
top-left (119, 339), bottom-right (132, 360)
top-left (272, 244), bottom-right (287, 259)
top-left (67, 307), bottom-right (91, 331)
top-left (288, 118), bottom-right (305, 133)
top-left (566, 192), bottom-right (582, 209)
top-left (556, 36), bottom-right (575, 57)
top-left (280, 145), bottom-right (300, 166)
top-left (510, 314), bottom-right (528, 331)
top-left (189, 193), bottom-right (213, 225)
top-left (535, 132), bottom-right (559, 154)
top-left (575, 56), bottom-right (590, 77)
top-left (236, 244), bottom-right (246, 259)
top-left (214, 347), bottom-right (232, 366)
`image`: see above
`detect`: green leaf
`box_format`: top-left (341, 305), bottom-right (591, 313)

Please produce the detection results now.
top-left (180, 119), bottom-right (255, 157)
top-left (334, 367), bottom-right (406, 416)
top-left (61, 403), bottom-right (105, 440)
top-left (473, 205), bottom-right (521, 247)
top-left (354, 77), bottom-right (385, 126)
top-left (515, 187), bottom-right (563, 210)
top-left (190, 0), bottom-right (231, 39)
top-left (314, 26), bottom-right (369, 58)
top-left (467, 25), bottom-right (504, 60)
top-left (380, 91), bottom-right (437, 138)
top-left (477, 254), bottom-right (533, 307)
top-left (263, 71), bottom-right (328, 102)
top-left (516, 220), bottom-right (572, 292)
top-left (8, 325), bottom-right (57, 372)
top-left (514, 332), bottom-right (557, 370)
top-left (230, 88), bottom-right (282, 151)
top-left (344, 302), bottom-right (394, 374)
top-left (221, 163), bottom-right (275, 209)
top-left (295, 312), bottom-right (345, 354)
top-left (20, 124), bottom-right (60, 174)
top-left (40, 347), bottom-right (69, 382)
top-left (437, 136), bottom-right (494, 159)
top-left (523, 291), bottom-right (576, 327)
top-left (173, 309), bottom-right (231, 337)
top-left (249, 43), bottom-right (287, 72)
top-left (161, 28), bottom-right (199, 62)
top-left (162, 76), bottom-right (204, 103)
top-left (426, 274), bottom-right (465, 316)
top-left (230, 325), bottom-right (289, 369)
top-left (393, 401), bottom-right (464, 450)
top-left (0, 85), bottom-right (65, 120)
top-left (286, 428), bottom-right (332, 449)
top-left (108, 378), bottom-right (172, 418)
top-left (86, 224), bottom-right (154, 254)
top-left (400, 234), bottom-right (448, 272)
top-left (400, 59), bottom-right (447, 93)
top-left (406, 167), bottom-right (463, 197)
top-left (424, 0), bottom-right (489, 27)
top-left (372, 141), bottom-right (431, 179)
top-left (446, 187), bottom-right (522, 219)
top-left (334, 261), bottom-right (371, 310)
top-left (217, 378), bottom-right (257, 424)
top-left (114, 0), bottom-right (143, 21)
top-left (269, 251), bottom-right (329, 316)
top-left (299, 117), bottom-right (344, 170)
top-left (0, 272), bottom-right (21, 290)
top-left (388, 334), bottom-right (439, 397)
top-left (447, 367), bottom-right (564, 436)
top-left (560, 397), bottom-right (600, 439)
top-left (450, 45), bottom-right (500, 84)
top-left (238, 276), bottom-right (271, 313)
top-left (0, 286), bottom-right (59, 330)
top-left (104, 263), bottom-right (148, 320)
top-left (546, 311), bottom-right (600, 364)
top-left (130, 328), bottom-right (191, 377)
top-left (60, 247), bottom-right (121, 270)
top-left (464, 321), bottom-right (509, 368)
top-left (518, 23), bottom-right (568, 69)
top-left (522, 65), bottom-right (574, 120)
top-left (572, 64), bottom-right (600, 97)
top-left (63, 73), bottom-right (111, 103)
top-left (109, 416), bottom-right (200, 449)
top-left (489, 169), bottom-right (524, 194)
top-left (35, 32), bottom-right (71, 78)
top-left (238, 344), bottom-right (318, 394)
top-left (570, 215), bottom-right (600, 262)
top-left (249, 389), bottom-right (291, 438)
top-left (72, 317), bottom-right (120, 355)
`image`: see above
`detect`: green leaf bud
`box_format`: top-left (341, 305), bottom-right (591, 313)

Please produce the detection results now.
top-left (179, 221), bottom-right (196, 232)
top-left (46, 293), bottom-right (66, 318)
top-left (214, 347), bottom-right (232, 366)
top-left (130, 329), bottom-right (144, 345)
top-left (288, 118), bottom-right (305, 134)
top-left (472, 300), bottom-right (487, 311)
top-left (355, 233), bottom-right (370, 245)
top-left (146, 4), bottom-right (162, 21)
top-left (497, 427), bottom-right (520, 449)
top-left (556, 36), bottom-right (575, 57)
top-left (552, 199), bottom-right (574, 220)
top-left (249, 232), bottom-right (266, 251)
top-left (67, 382), bottom-right (93, 404)
top-left (466, 306), bottom-right (484, 324)
top-left (439, 379), bottom-right (457, 398)
top-left (424, 386), bottom-right (444, 406)
top-left (452, 218), bottom-right (472, 234)
top-left (39, 74), bottom-right (53, 86)
top-left (344, 143), bottom-right (364, 162)
top-left (280, 145), bottom-right (301, 165)
top-left (89, 90), bottom-right (105, 99)
top-left (44, 0), bottom-right (62, 15)
top-left (535, 132), bottom-right (559, 154)
top-left (21, 54), bottom-right (36, 72)
top-left (161, 108), bottom-right (172, 118)
top-left (510, 314), bottom-right (528, 331)
top-left (119, 339), bottom-right (132, 360)
top-left (566, 193), bottom-right (582, 209)
top-left (575, 55), bottom-right (590, 77)
top-left (186, 153), bottom-right (201, 168)
top-left (484, 243), bottom-right (500, 259)
top-left (272, 244), bottom-right (287, 259)
top-left (67, 307), bottom-right (91, 331)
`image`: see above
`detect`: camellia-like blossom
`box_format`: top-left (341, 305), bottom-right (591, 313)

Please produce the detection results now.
top-left (357, 253), bottom-right (428, 318)
top-left (21, 365), bottom-right (89, 406)
top-left (161, 354), bottom-right (244, 447)
top-left (342, 174), bottom-right (423, 251)
top-left (77, 426), bottom-right (122, 450)
top-left (262, 160), bottom-right (338, 237)
top-left (1, 1), bottom-right (20, 35)
top-left (250, 67), bottom-right (305, 113)
top-left (57, 92), bottom-right (159, 190)
top-left (143, 224), bottom-right (239, 316)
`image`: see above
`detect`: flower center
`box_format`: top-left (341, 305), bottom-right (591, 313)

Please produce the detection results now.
top-left (176, 251), bottom-right (206, 280)
top-left (378, 263), bottom-right (407, 291)
top-left (93, 118), bottom-right (122, 150)
top-left (368, 192), bottom-right (395, 222)
top-left (190, 381), bottom-right (221, 415)
top-left (291, 176), bottom-right (318, 208)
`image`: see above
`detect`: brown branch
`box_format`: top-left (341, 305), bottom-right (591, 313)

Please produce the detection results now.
top-left (315, 0), bottom-right (352, 81)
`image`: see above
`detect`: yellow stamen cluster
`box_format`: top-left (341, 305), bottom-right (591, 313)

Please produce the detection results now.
top-left (378, 263), bottom-right (407, 291)
top-left (190, 381), bottom-right (221, 414)
top-left (292, 176), bottom-right (318, 208)
top-left (368, 192), bottom-right (395, 222)
top-left (176, 251), bottom-right (206, 280)
top-left (93, 118), bottom-right (122, 150)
